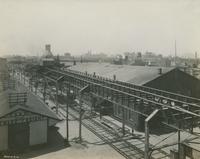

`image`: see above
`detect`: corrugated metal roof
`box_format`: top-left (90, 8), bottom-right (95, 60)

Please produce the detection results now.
top-left (69, 63), bottom-right (174, 85)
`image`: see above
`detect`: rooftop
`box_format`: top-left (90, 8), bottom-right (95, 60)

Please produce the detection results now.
top-left (69, 63), bottom-right (174, 85)
top-left (0, 85), bottom-right (61, 121)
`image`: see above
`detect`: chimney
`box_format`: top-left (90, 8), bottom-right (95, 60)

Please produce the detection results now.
top-left (195, 52), bottom-right (198, 65)
top-left (113, 74), bottom-right (116, 80)
top-left (158, 68), bottom-right (162, 75)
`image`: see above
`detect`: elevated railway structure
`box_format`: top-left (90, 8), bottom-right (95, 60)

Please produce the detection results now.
top-left (60, 102), bottom-right (171, 159)
top-left (10, 64), bottom-right (200, 159)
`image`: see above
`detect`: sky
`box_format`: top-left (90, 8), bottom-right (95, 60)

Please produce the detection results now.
top-left (0, 0), bottom-right (200, 58)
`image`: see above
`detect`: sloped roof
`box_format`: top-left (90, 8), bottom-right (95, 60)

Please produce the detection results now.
top-left (0, 88), bottom-right (61, 121)
top-left (0, 90), bottom-right (9, 117)
top-left (69, 63), bottom-right (174, 85)
top-left (26, 91), bottom-right (61, 120)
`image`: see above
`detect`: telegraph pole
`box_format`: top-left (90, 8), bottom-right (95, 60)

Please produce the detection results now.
top-left (79, 96), bottom-right (83, 143)
top-left (64, 84), bottom-right (70, 146)
top-left (66, 101), bottom-right (69, 142)
top-left (175, 40), bottom-right (177, 67)
top-left (65, 94), bottom-right (70, 146)
top-left (178, 122), bottom-right (181, 159)
top-left (78, 85), bottom-right (89, 143)
top-left (56, 82), bottom-right (59, 114)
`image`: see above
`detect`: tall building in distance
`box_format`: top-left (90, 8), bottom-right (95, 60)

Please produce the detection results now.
top-left (44, 44), bottom-right (53, 58)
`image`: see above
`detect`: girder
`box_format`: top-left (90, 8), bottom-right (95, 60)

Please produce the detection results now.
top-left (48, 68), bottom-right (200, 109)
top-left (43, 68), bottom-right (200, 112)
top-left (20, 66), bottom-right (200, 132)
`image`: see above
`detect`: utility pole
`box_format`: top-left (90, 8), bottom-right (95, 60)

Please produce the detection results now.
top-left (66, 101), bottom-right (69, 141)
top-left (56, 82), bottom-right (59, 114)
top-left (144, 109), bottom-right (159, 159)
top-left (79, 95), bottom-right (83, 143)
top-left (178, 122), bottom-right (181, 159)
top-left (35, 81), bottom-right (38, 95)
top-left (78, 85), bottom-right (89, 143)
top-left (23, 69), bottom-right (25, 85)
top-left (122, 107), bottom-right (125, 136)
top-left (65, 92), bottom-right (69, 146)
top-left (175, 40), bottom-right (177, 67)
top-left (195, 52), bottom-right (198, 66)
top-left (43, 78), bottom-right (47, 102)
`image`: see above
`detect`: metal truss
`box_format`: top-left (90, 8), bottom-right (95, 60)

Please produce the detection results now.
top-left (10, 64), bottom-right (200, 159)
top-left (29, 67), bottom-right (200, 133)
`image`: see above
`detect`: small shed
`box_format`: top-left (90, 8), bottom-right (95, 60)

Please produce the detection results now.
top-left (0, 90), bottom-right (61, 152)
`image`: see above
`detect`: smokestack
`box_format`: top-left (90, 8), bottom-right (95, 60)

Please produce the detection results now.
top-left (195, 52), bottom-right (198, 65)
top-left (195, 52), bottom-right (198, 59)
top-left (175, 40), bottom-right (177, 67)
top-left (113, 74), bottom-right (116, 80)
top-left (73, 60), bottom-right (76, 65)
top-left (158, 68), bottom-right (162, 75)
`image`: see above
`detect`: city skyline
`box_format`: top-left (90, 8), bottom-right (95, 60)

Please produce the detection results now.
top-left (0, 0), bottom-right (200, 58)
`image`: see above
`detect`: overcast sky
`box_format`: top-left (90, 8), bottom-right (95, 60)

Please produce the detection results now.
top-left (0, 0), bottom-right (200, 57)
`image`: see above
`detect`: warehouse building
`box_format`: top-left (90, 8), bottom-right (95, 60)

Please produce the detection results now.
top-left (69, 63), bottom-right (200, 98)
top-left (69, 63), bottom-right (200, 130)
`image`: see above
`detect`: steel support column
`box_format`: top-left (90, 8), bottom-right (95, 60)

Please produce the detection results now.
top-left (66, 94), bottom-right (69, 144)
top-left (65, 83), bottom-right (71, 144)
top-left (100, 105), bottom-right (102, 120)
top-left (23, 69), bottom-right (25, 85)
top-left (145, 109), bottom-right (159, 159)
top-left (35, 81), bottom-right (38, 95)
top-left (178, 122), bottom-right (181, 159)
top-left (79, 96), bottom-right (83, 142)
top-left (43, 78), bottom-right (47, 102)
top-left (78, 85), bottom-right (89, 142)
top-left (122, 107), bottom-right (125, 136)
top-left (56, 82), bottom-right (59, 114)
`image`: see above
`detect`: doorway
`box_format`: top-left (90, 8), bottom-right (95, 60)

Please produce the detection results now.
top-left (8, 123), bottom-right (29, 151)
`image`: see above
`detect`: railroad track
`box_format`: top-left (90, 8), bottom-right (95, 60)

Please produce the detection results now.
top-left (61, 106), bottom-right (170, 159)
top-left (43, 68), bottom-right (200, 129)
top-left (13, 73), bottom-right (170, 159)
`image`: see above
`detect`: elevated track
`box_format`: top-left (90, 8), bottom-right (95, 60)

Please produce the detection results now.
top-left (10, 64), bottom-right (200, 159)
top-left (37, 68), bottom-right (200, 131)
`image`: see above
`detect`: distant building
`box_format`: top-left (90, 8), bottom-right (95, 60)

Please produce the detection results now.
top-left (64, 52), bottom-right (71, 58)
top-left (40, 58), bottom-right (55, 66)
top-left (69, 63), bottom-right (200, 130)
top-left (113, 54), bottom-right (123, 65)
top-left (123, 52), bottom-right (136, 64)
top-left (44, 44), bottom-right (53, 58)
top-left (41, 45), bottom-right (55, 66)
top-left (0, 58), bottom-right (7, 73)
top-left (132, 52), bottom-right (145, 66)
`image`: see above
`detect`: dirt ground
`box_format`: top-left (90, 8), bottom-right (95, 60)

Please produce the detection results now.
top-left (19, 116), bottom-right (125, 159)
